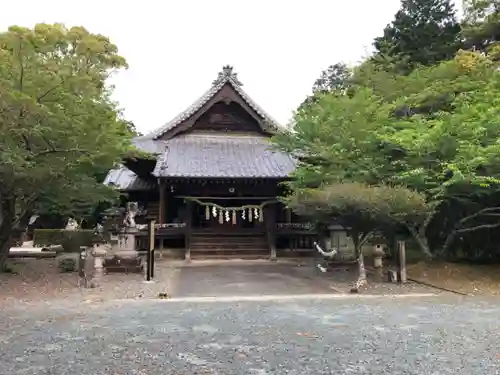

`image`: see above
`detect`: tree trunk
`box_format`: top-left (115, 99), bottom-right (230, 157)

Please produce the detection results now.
top-left (436, 209), bottom-right (500, 258)
top-left (357, 247), bottom-right (367, 282)
top-left (407, 225), bottom-right (433, 259)
top-left (351, 232), bottom-right (367, 292)
top-left (439, 230), bottom-right (458, 258)
top-left (0, 198), bottom-right (15, 272)
top-left (0, 236), bottom-right (11, 272)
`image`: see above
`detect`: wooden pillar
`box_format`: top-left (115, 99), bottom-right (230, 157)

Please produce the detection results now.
top-left (158, 180), bottom-right (166, 224)
top-left (285, 207), bottom-right (292, 223)
top-left (265, 204), bottom-right (277, 260)
top-left (398, 240), bottom-right (407, 283)
top-left (184, 200), bottom-right (192, 262)
top-left (159, 237), bottom-right (164, 258)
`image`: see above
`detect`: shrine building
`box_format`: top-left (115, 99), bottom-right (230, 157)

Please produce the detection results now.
top-left (104, 65), bottom-right (321, 260)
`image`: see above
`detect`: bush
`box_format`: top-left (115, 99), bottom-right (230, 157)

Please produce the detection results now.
top-left (34, 229), bottom-right (96, 253)
top-left (57, 257), bottom-right (77, 272)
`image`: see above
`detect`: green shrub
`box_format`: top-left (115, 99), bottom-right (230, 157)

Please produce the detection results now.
top-left (1, 262), bottom-right (20, 274)
top-left (57, 257), bottom-right (77, 272)
top-left (34, 229), bottom-right (95, 252)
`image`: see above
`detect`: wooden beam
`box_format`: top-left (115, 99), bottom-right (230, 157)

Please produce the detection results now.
top-left (159, 180), bottom-right (166, 224)
top-left (176, 196), bottom-right (277, 200)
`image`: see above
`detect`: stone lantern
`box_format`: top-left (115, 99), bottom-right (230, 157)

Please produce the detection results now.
top-left (372, 244), bottom-right (385, 280)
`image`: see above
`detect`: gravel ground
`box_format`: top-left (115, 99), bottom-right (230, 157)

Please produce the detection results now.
top-left (0, 258), bottom-right (179, 304)
top-left (1, 295), bottom-right (499, 374)
top-left (175, 262), bottom-right (441, 297)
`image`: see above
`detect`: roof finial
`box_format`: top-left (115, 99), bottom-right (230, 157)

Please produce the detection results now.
top-left (212, 65), bottom-right (243, 86)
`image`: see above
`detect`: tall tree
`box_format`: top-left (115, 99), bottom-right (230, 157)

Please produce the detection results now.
top-left (298, 63), bottom-right (352, 111)
top-left (274, 51), bottom-right (500, 257)
top-left (462, 0), bottom-right (500, 55)
top-left (0, 24), bottom-right (134, 269)
top-left (373, 0), bottom-right (461, 73)
top-left (312, 63), bottom-right (352, 94)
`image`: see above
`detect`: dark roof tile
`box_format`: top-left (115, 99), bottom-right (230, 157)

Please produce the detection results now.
top-left (132, 137), bottom-right (167, 154)
top-left (152, 134), bottom-right (296, 178)
top-left (104, 167), bottom-right (156, 191)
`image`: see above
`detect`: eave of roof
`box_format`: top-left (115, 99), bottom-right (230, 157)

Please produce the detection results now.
top-left (131, 136), bottom-right (167, 154)
top-left (103, 166), bottom-right (156, 191)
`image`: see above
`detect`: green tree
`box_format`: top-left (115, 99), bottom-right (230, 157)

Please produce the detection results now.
top-left (274, 88), bottom-right (394, 190)
top-left (312, 63), bottom-right (352, 94)
top-left (124, 120), bottom-right (143, 136)
top-left (0, 24), bottom-right (134, 269)
top-left (287, 183), bottom-right (430, 285)
top-left (298, 62), bottom-right (352, 111)
top-left (373, 0), bottom-right (461, 73)
top-left (274, 52), bottom-right (500, 257)
top-left (462, 0), bottom-right (500, 57)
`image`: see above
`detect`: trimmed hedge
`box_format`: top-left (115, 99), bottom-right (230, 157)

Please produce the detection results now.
top-left (33, 229), bottom-right (96, 253)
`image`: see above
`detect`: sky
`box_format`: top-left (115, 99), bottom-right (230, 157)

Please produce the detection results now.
top-left (0, 0), bottom-right (458, 133)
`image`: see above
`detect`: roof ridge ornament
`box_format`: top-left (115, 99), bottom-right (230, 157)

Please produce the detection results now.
top-left (212, 65), bottom-right (243, 87)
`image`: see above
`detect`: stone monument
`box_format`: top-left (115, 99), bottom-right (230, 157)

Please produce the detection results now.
top-left (101, 202), bottom-right (144, 274)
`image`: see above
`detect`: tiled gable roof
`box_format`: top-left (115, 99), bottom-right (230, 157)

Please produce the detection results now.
top-left (147, 65), bottom-right (284, 139)
top-left (104, 66), bottom-right (295, 189)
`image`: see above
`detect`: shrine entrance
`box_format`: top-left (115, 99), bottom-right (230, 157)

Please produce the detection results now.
top-left (185, 197), bottom-right (276, 259)
top-left (189, 197), bottom-right (272, 231)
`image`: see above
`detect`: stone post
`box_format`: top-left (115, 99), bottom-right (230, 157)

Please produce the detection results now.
top-left (372, 244), bottom-right (385, 281)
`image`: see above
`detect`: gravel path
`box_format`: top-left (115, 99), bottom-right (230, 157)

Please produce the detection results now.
top-left (1, 295), bottom-right (499, 374)
top-left (176, 263), bottom-right (338, 297)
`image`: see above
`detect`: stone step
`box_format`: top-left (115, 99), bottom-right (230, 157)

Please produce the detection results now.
top-left (190, 253), bottom-right (270, 260)
top-left (190, 239), bottom-right (267, 245)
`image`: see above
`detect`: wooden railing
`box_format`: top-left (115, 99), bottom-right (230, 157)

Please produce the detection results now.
top-left (275, 222), bottom-right (318, 256)
top-left (275, 222), bottom-right (316, 234)
top-left (155, 223), bottom-right (186, 229)
top-left (136, 223), bottom-right (186, 230)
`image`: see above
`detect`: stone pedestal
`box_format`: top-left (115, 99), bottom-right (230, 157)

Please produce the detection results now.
top-left (112, 227), bottom-right (139, 257)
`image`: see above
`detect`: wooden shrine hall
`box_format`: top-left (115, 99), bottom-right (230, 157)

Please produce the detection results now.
top-left (104, 65), bottom-right (319, 259)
